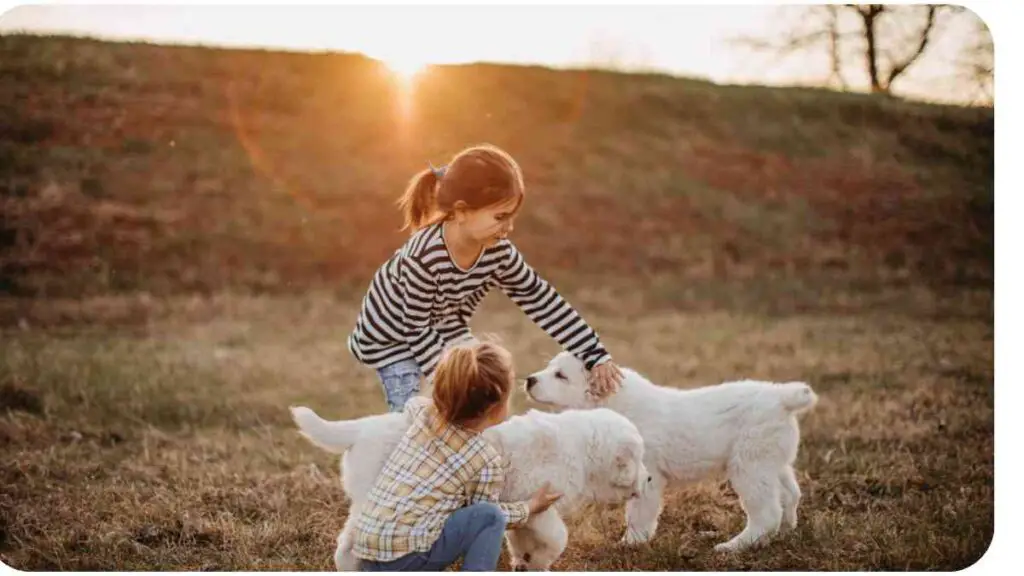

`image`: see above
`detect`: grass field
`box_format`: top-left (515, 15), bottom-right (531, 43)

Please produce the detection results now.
top-left (0, 287), bottom-right (992, 571)
top-left (0, 34), bottom-right (993, 571)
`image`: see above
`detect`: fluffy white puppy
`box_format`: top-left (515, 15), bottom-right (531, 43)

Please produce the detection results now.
top-left (524, 352), bottom-right (818, 552)
top-left (291, 396), bottom-right (649, 571)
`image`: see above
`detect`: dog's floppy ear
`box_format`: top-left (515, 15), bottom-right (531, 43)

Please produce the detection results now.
top-left (611, 442), bottom-right (639, 488)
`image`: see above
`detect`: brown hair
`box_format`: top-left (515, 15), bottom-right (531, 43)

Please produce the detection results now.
top-left (430, 341), bottom-right (515, 432)
top-left (398, 144), bottom-right (525, 232)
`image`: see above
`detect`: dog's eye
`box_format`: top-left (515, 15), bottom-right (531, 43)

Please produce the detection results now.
top-left (555, 371), bottom-right (566, 380)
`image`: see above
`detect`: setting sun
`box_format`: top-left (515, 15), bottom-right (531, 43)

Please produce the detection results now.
top-left (382, 55), bottom-right (428, 82)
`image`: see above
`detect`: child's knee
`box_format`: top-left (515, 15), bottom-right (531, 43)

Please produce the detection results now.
top-left (474, 502), bottom-right (507, 529)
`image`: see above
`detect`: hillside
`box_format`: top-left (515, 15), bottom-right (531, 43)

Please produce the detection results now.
top-left (0, 34), bottom-right (993, 311)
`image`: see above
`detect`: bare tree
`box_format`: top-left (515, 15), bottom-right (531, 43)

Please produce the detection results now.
top-left (825, 5), bottom-right (848, 90)
top-left (954, 17), bottom-right (994, 105)
top-left (734, 4), bottom-right (968, 98)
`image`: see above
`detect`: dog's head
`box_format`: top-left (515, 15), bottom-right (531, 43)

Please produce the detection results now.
top-left (523, 351), bottom-right (597, 409)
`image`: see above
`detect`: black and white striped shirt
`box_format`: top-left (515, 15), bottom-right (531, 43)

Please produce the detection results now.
top-left (348, 222), bottom-right (612, 378)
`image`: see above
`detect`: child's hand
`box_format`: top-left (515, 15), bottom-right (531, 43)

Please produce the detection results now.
top-left (528, 482), bottom-right (563, 515)
top-left (589, 361), bottom-right (624, 398)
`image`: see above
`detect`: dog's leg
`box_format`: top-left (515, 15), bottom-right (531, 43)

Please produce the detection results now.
top-left (622, 473), bottom-right (666, 545)
top-left (505, 525), bottom-right (536, 571)
top-left (528, 509), bottom-right (568, 571)
top-left (778, 465), bottom-right (801, 531)
top-left (509, 509), bottom-right (567, 571)
top-left (715, 464), bottom-right (782, 553)
top-left (334, 508), bottom-right (362, 571)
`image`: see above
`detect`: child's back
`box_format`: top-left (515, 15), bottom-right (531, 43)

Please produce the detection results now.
top-left (353, 397), bottom-right (523, 561)
top-left (352, 341), bottom-right (562, 572)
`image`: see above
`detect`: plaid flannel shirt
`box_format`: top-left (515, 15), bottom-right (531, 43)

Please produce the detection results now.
top-left (352, 397), bottom-right (531, 562)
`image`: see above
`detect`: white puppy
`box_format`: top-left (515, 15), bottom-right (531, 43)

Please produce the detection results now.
top-left (524, 352), bottom-right (818, 552)
top-left (291, 396), bottom-right (649, 571)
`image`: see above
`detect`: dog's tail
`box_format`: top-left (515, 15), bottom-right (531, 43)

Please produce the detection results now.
top-left (776, 382), bottom-right (818, 414)
top-left (290, 406), bottom-right (364, 454)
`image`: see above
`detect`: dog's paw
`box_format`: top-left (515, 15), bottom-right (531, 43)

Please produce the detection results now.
top-left (511, 553), bottom-right (531, 572)
top-left (781, 515), bottom-right (798, 532)
top-left (620, 529), bottom-right (651, 546)
top-left (714, 541), bottom-right (740, 554)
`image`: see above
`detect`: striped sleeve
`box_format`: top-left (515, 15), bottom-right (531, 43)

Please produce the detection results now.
top-left (397, 255), bottom-right (446, 378)
top-left (494, 242), bottom-right (612, 370)
top-left (465, 450), bottom-right (531, 529)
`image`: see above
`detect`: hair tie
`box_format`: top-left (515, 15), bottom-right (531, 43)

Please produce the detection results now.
top-left (429, 162), bottom-right (448, 180)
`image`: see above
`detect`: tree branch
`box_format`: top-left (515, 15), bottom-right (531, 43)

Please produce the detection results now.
top-left (884, 5), bottom-right (938, 88)
top-left (827, 5), bottom-right (847, 89)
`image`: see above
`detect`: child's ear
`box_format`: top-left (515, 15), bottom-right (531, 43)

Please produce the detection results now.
top-left (451, 201), bottom-right (469, 221)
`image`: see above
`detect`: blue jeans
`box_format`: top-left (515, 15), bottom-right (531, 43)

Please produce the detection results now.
top-left (362, 502), bottom-right (508, 572)
top-left (376, 359), bottom-right (423, 413)
top-left (376, 335), bottom-right (479, 412)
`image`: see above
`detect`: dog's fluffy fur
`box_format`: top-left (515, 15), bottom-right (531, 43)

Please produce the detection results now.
top-left (525, 352), bottom-right (818, 552)
top-left (291, 396), bottom-right (649, 570)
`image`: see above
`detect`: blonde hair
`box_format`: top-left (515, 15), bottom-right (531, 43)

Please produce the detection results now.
top-left (429, 341), bottom-right (514, 433)
top-left (397, 144), bottom-right (526, 232)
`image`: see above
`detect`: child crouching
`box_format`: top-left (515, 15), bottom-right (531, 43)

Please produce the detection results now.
top-left (353, 341), bottom-right (561, 571)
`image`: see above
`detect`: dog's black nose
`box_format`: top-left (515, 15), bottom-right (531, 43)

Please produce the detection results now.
top-left (525, 376), bottom-right (537, 389)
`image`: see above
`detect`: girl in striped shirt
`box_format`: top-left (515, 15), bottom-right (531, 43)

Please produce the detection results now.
top-left (348, 143), bottom-right (623, 412)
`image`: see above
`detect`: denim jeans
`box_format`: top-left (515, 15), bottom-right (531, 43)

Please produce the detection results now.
top-left (362, 502), bottom-right (508, 572)
top-left (376, 359), bottom-right (423, 413)
top-left (376, 335), bottom-right (480, 413)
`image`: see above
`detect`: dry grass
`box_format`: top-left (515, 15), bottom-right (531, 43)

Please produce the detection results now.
top-left (0, 289), bottom-right (992, 571)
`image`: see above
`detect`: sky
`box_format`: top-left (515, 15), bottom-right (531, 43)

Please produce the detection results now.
top-left (0, 2), bottom-right (994, 105)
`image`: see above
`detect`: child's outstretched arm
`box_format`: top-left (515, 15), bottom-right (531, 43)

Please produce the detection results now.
top-left (494, 242), bottom-right (612, 372)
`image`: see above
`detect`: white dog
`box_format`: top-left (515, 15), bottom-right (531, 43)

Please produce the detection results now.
top-left (524, 352), bottom-right (818, 552)
top-left (291, 396), bottom-right (649, 571)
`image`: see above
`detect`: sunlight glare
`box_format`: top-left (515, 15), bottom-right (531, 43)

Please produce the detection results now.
top-left (383, 55), bottom-right (428, 82)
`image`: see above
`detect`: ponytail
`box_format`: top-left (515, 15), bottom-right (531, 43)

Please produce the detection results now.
top-left (397, 169), bottom-right (440, 232)
top-left (430, 342), bottom-right (513, 434)
top-left (398, 145), bottom-right (526, 233)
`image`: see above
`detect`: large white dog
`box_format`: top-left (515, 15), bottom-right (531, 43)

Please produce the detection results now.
top-left (291, 396), bottom-right (649, 571)
top-left (524, 352), bottom-right (818, 552)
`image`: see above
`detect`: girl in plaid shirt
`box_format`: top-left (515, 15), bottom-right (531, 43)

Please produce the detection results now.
top-left (353, 341), bottom-right (562, 572)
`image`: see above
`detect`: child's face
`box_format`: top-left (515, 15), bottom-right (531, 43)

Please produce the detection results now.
top-left (457, 196), bottom-right (521, 248)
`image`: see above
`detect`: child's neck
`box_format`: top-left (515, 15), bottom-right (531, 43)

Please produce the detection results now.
top-left (461, 412), bottom-right (503, 434)
top-left (443, 220), bottom-right (485, 270)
